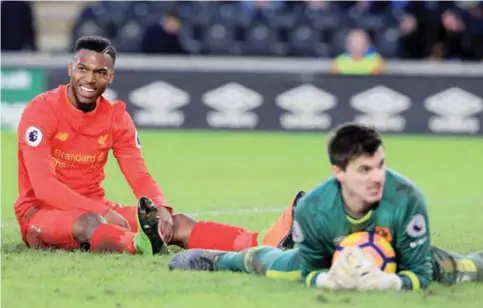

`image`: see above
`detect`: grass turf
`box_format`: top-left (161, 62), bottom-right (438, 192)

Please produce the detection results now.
top-left (1, 130), bottom-right (482, 308)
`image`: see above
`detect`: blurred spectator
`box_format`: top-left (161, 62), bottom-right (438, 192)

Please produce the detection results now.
top-left (398, 1), bottom-right (459, 59)
top-left (1, 1), bottom-right (37, 51)
top-left (445, 1), bottom-right (483, 61)
top-left (140, 9), bottom-right (186, 54)
top-left (331, 28), bottom-right (384, 75)
top-left (63, 0), bottom-right (482, 61)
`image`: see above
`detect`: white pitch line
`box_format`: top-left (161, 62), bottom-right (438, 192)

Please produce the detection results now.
top-left (185, 206), bottom-right (287, 217)
top-left (2, 195), bottom-right (481, 229)
top-left (0, 206), bottom-right (287, 229)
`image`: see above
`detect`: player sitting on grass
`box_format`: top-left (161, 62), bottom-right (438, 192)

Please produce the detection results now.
top-left (169, 122), bottom-right (483, 291)
top-left (14, 36), bottom-right (286, 255)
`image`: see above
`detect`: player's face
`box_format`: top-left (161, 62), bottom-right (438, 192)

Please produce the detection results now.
top-left (334, 146), bottom-right (386, 206)
top-left (68, 49), bottom-right (114, 104)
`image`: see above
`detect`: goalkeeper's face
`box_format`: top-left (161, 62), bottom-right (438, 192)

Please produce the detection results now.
top-left (335, 146), bottom-right (386, 206)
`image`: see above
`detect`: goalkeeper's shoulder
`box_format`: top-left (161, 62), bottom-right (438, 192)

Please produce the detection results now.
top-left (295, 177), bottom-right (341, 217)
top-left (385, 169), bottom-right (428, 210)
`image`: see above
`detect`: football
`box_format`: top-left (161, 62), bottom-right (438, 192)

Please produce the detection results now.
top-left (332, 231), bottom-right (397, 273)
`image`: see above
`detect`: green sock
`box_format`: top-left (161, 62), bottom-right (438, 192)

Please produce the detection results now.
top-left (216, 251), bottom-right (248, 272)
top-left (217, 246), bottom-right (277, 274)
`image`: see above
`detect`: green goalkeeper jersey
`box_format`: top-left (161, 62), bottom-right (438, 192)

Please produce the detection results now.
top-left (293, 169), bottom-right (433, 290)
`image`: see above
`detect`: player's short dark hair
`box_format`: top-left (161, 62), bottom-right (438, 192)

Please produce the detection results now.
top-left (327, 122), bottom-right (383, 170)
top-left (74, 36), bottom-right (117, 64)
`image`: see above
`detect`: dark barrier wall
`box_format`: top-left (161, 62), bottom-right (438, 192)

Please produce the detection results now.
top-left (48, 69), bottom-right (483, 136)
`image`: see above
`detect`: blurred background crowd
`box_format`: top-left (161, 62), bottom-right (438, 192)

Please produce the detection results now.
top-left (2, 1), bottom-right (483, 69)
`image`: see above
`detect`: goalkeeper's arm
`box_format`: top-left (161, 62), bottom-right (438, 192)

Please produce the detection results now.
top-left (393, 194), bottom-right (433, 291)
top-left (358, 194), bottom-right (433, 292)
top-left (292, 198), bottom-right (332, 287)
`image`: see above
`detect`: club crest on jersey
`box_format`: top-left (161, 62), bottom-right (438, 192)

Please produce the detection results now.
top-left (98, 134), bottom-right (109, 146)
top-left (25, 126), bottom-right (43, 147)
top-left (135, 131), bottom-right (141, 149)
top-left (54, 132), bottom-right (69, 141)
top-left (406, 214), bottom-right (427, 237)
top-left (292, 220), bottom-right (304, 243)
top-left (374, 226), bottom-right (393, 243)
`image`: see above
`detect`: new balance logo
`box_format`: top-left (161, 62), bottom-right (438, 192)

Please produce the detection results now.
top-left (276, 84), bottom-right (336, 130)
top-left (202, 83), bottom-right (262, 129)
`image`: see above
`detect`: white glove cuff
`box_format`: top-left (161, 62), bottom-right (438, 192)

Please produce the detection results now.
top-left (383, 273), bottom-right (403, 291)
top-left (315, 272), bottom-right (330, 288)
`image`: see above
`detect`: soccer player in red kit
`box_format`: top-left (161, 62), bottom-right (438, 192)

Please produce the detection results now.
top-left (15, 36), bottom-right (284, 255)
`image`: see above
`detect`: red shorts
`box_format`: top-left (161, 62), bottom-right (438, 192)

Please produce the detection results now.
top-left (19, 201), bottom-right (137, 250)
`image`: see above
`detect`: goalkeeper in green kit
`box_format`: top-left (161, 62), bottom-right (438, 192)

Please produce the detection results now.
top-left (169, 123), bottom-right (483, 291)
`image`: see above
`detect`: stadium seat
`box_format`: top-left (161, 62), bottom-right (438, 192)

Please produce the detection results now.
top-left (123, 1), bottom-right (151, 25)
top-left (375, 27), bottom-right (400, 58)
top-left (288, 24), bottom-right (329, 57)
top-left (175, 1), bottom-right (196, 20)
top-left (241, 21), bottom-right (287, 56)
top-left (97, 1), bottom-right (130, 26)
top-left (188, 1), bottom-right (221, 24)
top-left (330, 28), bottom-right (351, 57)
top-left (112, 20), bottom-right (144, 53)
top-left (70, 3), bottom-right (112, 50)
top-left (310, 8), bottom-right (353, 31)
top-left (308, 10), bottom-right (352, 50)
top-left (150, 0), bottom-right (176, 12)
top-left (356, 13), bottom-right (386, 32)
top-left (204, 23), bottom-right (236, 55)
top-left (212, 3), bottom-right (244, 25)
top-left (179, 21), bottom-right (205, 54)
top-left (71, 20), bottom-right (109, 45)
top-left (72, 4), bottom-right (110, 30)
top-left (99, 0), bottom-right (131, 13)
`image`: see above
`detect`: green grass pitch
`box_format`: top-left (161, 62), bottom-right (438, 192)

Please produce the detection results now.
top-left (1, 130), bottom-right (482, 308)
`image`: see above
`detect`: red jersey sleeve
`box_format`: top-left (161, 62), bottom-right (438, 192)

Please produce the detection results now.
top-left (112, 107), bottom-right (172, 213)
top-left (18, 96), bottom-right (110, 214)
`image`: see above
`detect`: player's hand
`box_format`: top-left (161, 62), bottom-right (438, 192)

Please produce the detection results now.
top-left (317, 247), bottom-right (366, 290)
top-left (357, 270), bottom-right (402, 291)
top-left (354, 258), bottom-right (402, 291)
top-left (104, 209), bottom-right (131, 230)
top-left (157, 206), bottom-right (174, 243)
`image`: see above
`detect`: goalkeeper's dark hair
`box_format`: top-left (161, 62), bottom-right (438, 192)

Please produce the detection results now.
top-left (327, 122), bottom-right (383, 170)
top-left (74, 36), bottom-right (117, 65)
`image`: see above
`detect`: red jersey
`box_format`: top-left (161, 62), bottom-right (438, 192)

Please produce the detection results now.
top-left (14, 85), bottom-right (170, 220)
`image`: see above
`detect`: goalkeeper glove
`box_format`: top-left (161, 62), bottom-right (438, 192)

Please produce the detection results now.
top-left (316, 247), bottom-right (367, 290)
top-left (355, 258), bottom-right (403, 291)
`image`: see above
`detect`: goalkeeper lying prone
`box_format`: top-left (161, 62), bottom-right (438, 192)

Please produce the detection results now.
top-left (169, 123), bottom-right (483, 291)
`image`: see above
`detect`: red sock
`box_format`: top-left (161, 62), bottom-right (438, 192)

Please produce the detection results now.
top-left (188, 221), bottom-right (259, 251)
top-left (113, 206), bottom-right (138, 232)
top-left (90, 224), bottom-right (136, 254)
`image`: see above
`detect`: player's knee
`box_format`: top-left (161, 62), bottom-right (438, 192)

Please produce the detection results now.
top-left (72, 213), bottom-right (107, 244)
top-left (171, 213), bottom-right (197, 245)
